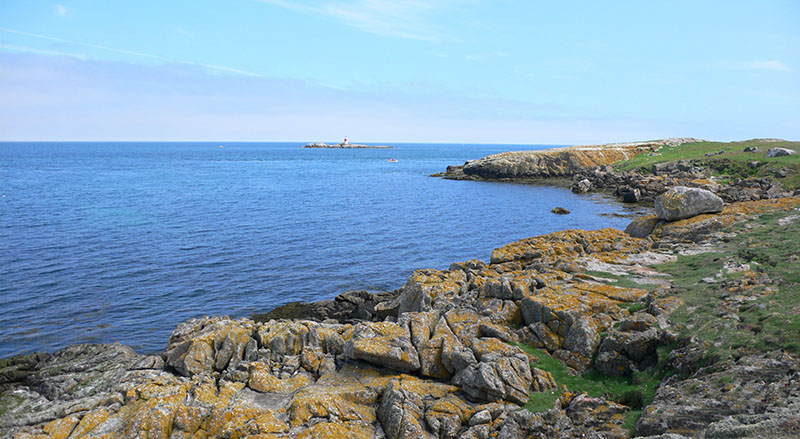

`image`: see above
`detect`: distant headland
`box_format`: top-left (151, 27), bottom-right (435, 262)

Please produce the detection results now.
top-left (302, 142), bottom-right (392, 149)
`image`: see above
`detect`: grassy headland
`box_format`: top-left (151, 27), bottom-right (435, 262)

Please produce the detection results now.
top-left (614, 139), bottom-right (800, 189)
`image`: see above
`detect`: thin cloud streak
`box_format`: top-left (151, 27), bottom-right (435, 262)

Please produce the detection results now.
top-left (0, 43), bottom-right (88, 60)
top-left (748, 60), bottom-right (791, 72)
top-left (54, 5), bottom-right (69, 17)
top-left (257, 0), bottom-right (457, 41)
top-left (0, 27), bottom-right (264, 77)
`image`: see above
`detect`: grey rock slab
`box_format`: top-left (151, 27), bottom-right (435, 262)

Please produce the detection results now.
top-left (654, 186), bottom-right (724, 221)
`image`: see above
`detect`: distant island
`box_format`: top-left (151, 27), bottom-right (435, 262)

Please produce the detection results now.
top-left (302, 142), bottom-right (392, 149)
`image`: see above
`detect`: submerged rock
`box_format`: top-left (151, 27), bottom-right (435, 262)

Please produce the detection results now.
top-left (551, 207), bottom-right (571, 214)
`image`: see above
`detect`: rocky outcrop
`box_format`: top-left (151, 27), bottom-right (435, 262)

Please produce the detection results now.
top-left (654, 186), bottom-right (724, 221)
top-left (766, 147), bottom-right (796, 157)
top-left (625, 197), bottom-right (800, 242)
top-left (4, 195), bottom-right (800, 439)
top-left (637, 352), bottom-right (800, 438)
top-left (303, 142), bottom-right (392, 149)
top-left (253, 289), bottom-right (400, 323)
top-left (441, 138), bottom-right (701, 181)
top-left (570, 159), bottom-right (796, 204)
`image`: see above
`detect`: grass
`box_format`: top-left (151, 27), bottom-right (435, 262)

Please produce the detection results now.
top-left (0, 392), bottom-right (24, 418)
top-left (581, 270), bottom-right (658, 291)
top-left (612, 139), bottom-right (800, 189)
top-left (655, 209), bottom-right (800, 359)
top-left (513, 342), bottom-right (668, 431)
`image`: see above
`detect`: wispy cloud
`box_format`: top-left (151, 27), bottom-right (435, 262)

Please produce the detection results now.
top-left (0, 26), bottom-right (264, 77)
top-left (748, 60), bottom-right (791, 72)
top-left (258, 0), bottom-right (461, 41)
top-left (0, 43), bottom-right (88, 60)
top-left (54, 5), bottom-right (69, 17)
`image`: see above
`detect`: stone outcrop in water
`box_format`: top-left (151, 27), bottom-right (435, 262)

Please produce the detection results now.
top-left (440, 138), bottom-right (701, 181)
top-left (303, 142), bottom-right (392, 149)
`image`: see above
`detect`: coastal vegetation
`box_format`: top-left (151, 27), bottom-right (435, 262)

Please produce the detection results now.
top-left (614, 139), bottom-right (800, 189)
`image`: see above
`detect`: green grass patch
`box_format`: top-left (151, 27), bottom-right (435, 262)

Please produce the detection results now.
top-left (0, 391), bottom-right (25, 418)
top-left (512, 343), bottom-right (665, 419)
top-left (655, 209), bottom-right (800, 358)
top-left (581, 270), bottom-right (658, 291)
top-left (612, 140), bottom-right (800, 189)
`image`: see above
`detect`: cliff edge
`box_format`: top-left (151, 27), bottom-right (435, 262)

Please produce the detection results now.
top-left (440, 138), bottom-right (702, 180)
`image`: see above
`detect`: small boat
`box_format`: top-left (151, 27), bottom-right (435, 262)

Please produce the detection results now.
top-left (388, 158), bottom-right (398, 162)
top-left (219, 145), bottom-right (224, 149)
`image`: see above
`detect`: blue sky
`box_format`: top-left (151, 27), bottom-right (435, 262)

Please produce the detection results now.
top-left (1, 0), bottom-right (798, 143)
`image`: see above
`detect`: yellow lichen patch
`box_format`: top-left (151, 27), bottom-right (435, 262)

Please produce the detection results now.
top-left (393, 375), bottom-right (460, 400)
top-left (247, 362), bottom-right (313, 394)
top-left (288, 384), bottom-right (378, 427)
top-left (42, 415), bottom-right (80, 439)
top-left (528, 284), bottom-right (619, 317)
top-left (491, 228), bottom-right (648, 265)
top-left (125, 373), bottom-right (189, 402)
top-left (295, 421), bottom-right (376, 439)
top-left (215, 380), bottom-right (246, 406)
top-left (571, 282), bottom-right (648, 303)
top-left (471, 337), bottom-right (522, 360)
top-left (477, 299), bottom-right (522, 326)
top-left (189, 374), bottom-right (220, 405)
top-left (199, 405), bottom-right (288, 438)
top-left (257, 321), bottom-right (310, 356)
top-left (69, 408), bottom-right (110, 438)
top-left (426, 394), bottom-right (475, 423)
top-left (530, 367), bottom-right (557, 392)
top-left (406, 269), bottom-right (466, 302)
top-left (654, 197), bottom-right (800, 241)
top-left (171, 403), bottom-right (205, 436)
top-left (443, 308), bottom-right (480, 346)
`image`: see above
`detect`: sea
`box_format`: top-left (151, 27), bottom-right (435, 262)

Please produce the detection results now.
top-left (0, 142), bottom-right (642, 358)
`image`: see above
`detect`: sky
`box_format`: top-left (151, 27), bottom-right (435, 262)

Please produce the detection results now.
top-left (1, 0), bottom-right (798, 143)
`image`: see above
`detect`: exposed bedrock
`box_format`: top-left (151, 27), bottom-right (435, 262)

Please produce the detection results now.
top-left (442, 138), bottom-right (700, 180)
top-left (4, 197), bottom-right (800, 438)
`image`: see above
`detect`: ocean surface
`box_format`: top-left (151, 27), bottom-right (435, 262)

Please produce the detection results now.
top-left (0, 142), bottom-right (642, 357)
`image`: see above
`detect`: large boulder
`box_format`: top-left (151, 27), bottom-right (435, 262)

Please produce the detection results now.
top-left (654, 186), bottom-right (723, 221)
top-left (766, 147), bottom-right (796, 157)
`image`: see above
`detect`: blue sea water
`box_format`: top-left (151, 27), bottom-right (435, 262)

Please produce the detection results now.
top-left (0, 142), bottom-right (641, 357)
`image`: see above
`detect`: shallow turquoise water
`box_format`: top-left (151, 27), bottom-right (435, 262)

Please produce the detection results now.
top-left (0, 142), bottom-right (638, 356)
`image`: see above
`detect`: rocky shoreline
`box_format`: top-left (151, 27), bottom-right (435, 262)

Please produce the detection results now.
top-left (2, 139), bottom-right (800, 439)
top-left (302, 142), bottom-right (392, 149)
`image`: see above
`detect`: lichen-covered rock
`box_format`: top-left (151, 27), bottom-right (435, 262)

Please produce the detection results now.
top-left (447, 139), bottom-right (698, 180)
top-left (595, 328), bottom-right (661, 376)
top-left (566, 394), bottom-right (629, 439)
top-left (452, 350), bottom-right (532, 405)
top-left (654, 186), bottom-right (724, 221)
top-left (395, 269), bottom-right (467, 315)
top-left (625, 214), bottom-right (661, 238)
top-left (637, 352), bottom-right (800, 438)
top-left (165, 316), bottom-right (257, 376)
top-left (378, 378), bottom-right (434, 439)
top-left (491, 228), bottom-right (649, 265)
top-left (344, 322), bottom-right (421, 372)
top-left (556, 317), bottom-right (600, 371)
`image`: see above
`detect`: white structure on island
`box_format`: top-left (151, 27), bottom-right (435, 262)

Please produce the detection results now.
top-left (343, 136), bottom-right (348, 145)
